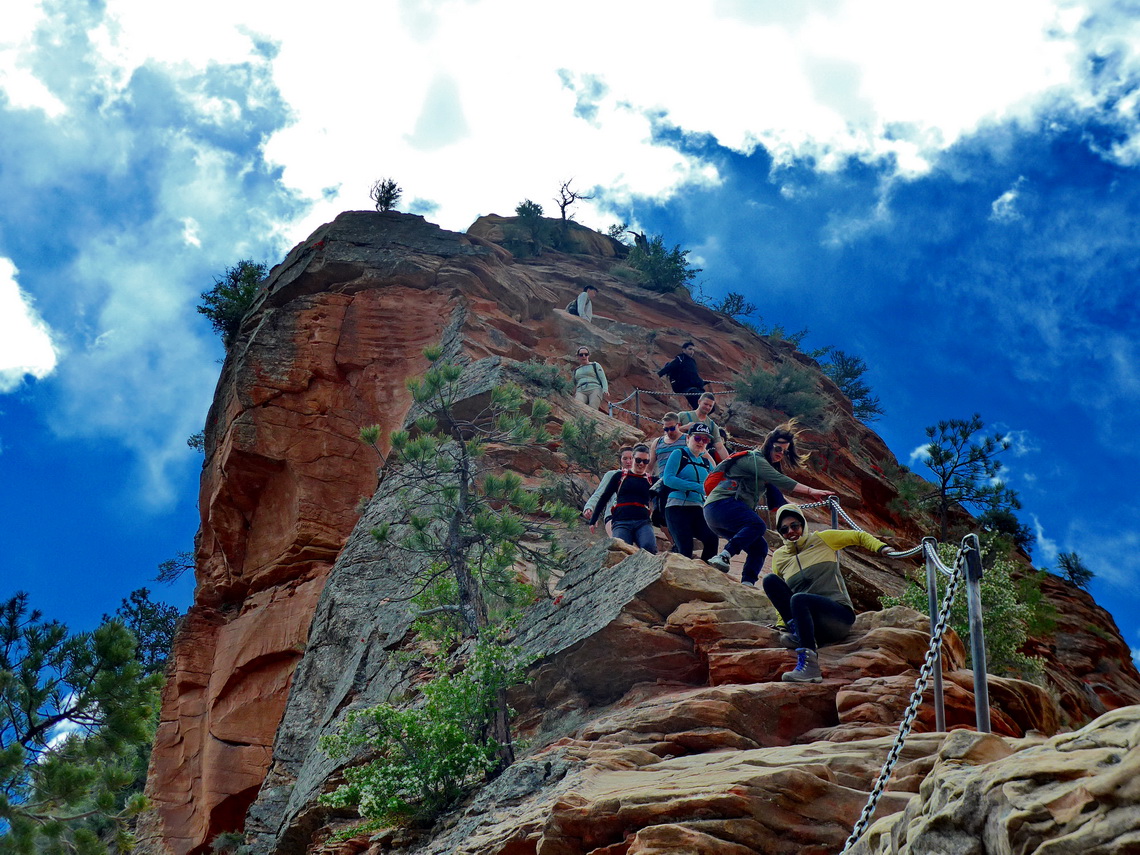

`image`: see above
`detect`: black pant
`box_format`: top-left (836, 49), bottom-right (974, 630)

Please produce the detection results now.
top-left (761, 574), bottom-right (855, 649)
top-left (679, 387), bottom-right (704, 409)
top-left (665, 505), bottom-right (719, 561)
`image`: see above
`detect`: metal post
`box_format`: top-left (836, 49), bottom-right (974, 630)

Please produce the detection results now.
top-left (923, 537), bottom-right (946, 732)
top-left (830, 500), bottom-right (839, 530)
top-left (962, 533), bottom-right (991, 734)
top-left (634, 390), bottom-right (641, 429)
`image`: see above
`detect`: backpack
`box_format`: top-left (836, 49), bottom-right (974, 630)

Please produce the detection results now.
top-left (566, 297), bottom-right (579, 315)
top-left (703, 450), bottom-right (754, 498)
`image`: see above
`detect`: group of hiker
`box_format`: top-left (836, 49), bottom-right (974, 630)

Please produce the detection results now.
top-left (566, 289), bottom-right (897, 683)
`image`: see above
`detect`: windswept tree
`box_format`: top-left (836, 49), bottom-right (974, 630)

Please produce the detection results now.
top-left (197, 260), bottom-right (267, 347)
top-left (1057, 551), bottom-right (1094, 590)
top-left (369, 177), bottom-right (402, 212)
top-left (0, 593), bottom-right (164, 855)
top-left (819, 349), bottom-right (885, 423)
top-left (554, 179), bottom-right (593, 223)
top-left (917, 413), bottom-right (1019, 540)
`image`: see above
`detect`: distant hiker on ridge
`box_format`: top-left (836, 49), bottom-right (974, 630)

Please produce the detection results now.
top-left (572, 346), bottom-right (608, 410)
top-left (657, 340), bottom-right (708, 409)
top-left (569, 284), bottom-right (597, 323)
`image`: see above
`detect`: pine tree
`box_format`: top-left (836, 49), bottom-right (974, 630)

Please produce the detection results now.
top-left (0, 593), bottom-right (164, 855)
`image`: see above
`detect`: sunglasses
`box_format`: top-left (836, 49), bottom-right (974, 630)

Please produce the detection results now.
top-left (778, 522), bottom-right (803, 535)
top-left (634, 457), bottom-right (650, 464)
top-left (692, 436), bottom-right (710, 444)
top-left (577, 352), bottom-right (590, 357)
top-left (664, 424), bottom-right (679, 432)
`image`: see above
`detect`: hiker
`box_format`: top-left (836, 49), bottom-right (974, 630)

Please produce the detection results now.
top-left (572, 347), bottom-right (608, 409)
top-left (678, 393), bottom-right (729, 461)
top-left (587, 444), bottom-right (656, 553)
top-left (657, 341), bottom-right (708, 409)
top-left (661, 423), bottom-right (719, 561)
top-left (704, 448), bottom-right (833, 586)
top-left (583, 446), bottom-right (634, 536)
top-left (646, 412), bottom-right (689, 535)
top-left (764, 504), bottom-right (892, 683)
top-left (572, 284), bottom-right (597, 323)
top-left (759, 419), bottom-right (808, 511)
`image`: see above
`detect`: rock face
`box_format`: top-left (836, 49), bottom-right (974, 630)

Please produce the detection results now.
top-left (139, 211), bottom-right (1140, 855)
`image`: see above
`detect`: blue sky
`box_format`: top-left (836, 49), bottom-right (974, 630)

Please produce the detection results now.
top-left (3, 0), bottom-right (1139, 664)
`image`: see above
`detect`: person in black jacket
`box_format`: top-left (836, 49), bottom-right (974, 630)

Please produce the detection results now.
top-left (587, 444), bottom-right (657, 553)
top-left (657, 341), bottom-right (708, 409)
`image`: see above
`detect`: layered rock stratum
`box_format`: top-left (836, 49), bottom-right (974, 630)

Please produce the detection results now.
top-left (138, 211), bottom-right (1140, 855)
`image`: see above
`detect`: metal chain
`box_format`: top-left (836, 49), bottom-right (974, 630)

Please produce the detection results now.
top-left (838, 542), bottom-right (966, 853)
top-left (828, 497), bottom-right (927, 560)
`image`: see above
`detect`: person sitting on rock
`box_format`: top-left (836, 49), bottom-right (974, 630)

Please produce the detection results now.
top-left (583, 446), bottom-right (634, 536)
top-left (677, 392), bottom-right (729, 461)
top-left (587, 444), bottom-right (657, 553)
top-left (572, 347), bottom-right (608, 409)
top-left (661, 423), bottom-right (719, 561)
top-left (704, 449), bottom-right (832, 586)
top-left (764, 503), bottom-right (893, 683)
top-left (657, 340), bottom-right (708, 409)
top-left (576, 284), bottom-right (597, 323)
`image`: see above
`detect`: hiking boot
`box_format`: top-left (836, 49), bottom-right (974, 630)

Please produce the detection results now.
top-left (741, 579), bottom-right (755, 587)
top-left (778, 631), bottom-right (801, 649)
top-left (708, 551), bottom-right (732, 573)
top-left (781, 648), bottom-right (822, 683)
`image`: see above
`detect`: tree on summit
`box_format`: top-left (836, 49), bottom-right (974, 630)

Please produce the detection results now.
top-left (370, 177), bottom-right (402, 212)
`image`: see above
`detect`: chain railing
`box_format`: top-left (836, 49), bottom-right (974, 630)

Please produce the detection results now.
top-left (838, 539), bottom-right (968, 854)
top-left (606, 386), bottom-right (736, 428)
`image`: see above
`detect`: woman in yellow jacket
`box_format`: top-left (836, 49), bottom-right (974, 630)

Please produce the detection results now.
top-left (763, 504), bottom-right (892, 683)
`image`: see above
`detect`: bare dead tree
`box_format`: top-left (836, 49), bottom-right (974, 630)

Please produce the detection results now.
top-left (554, 179), bottom-right (594, 222)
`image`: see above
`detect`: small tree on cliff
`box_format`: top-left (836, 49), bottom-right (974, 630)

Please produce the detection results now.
top-left (369, 177), bottom-right (402, 212)
top-left (197, 260), bottom-right (267, 348)
top-left (0, 593), bottom-right (164, 855)
top-left (915, 413), bottom-right (1019, 541)
top-left (366, 350), bottom-right (574, 737)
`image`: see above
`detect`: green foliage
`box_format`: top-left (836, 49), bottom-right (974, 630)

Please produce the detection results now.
top-left (916, 414), bottom-right (1019, 540)
top-left (1057, 551), bottom-right (1094, 590)
top-left (626, 234), bottom-right (701, 293)
top-left (105, 589), bottom-right (180, 676)
top-left (370, 177), bottom-right (402, 212)
top-left (516, 359), bottom-right (572, 395)
top-left (186, 432), bottom-right (205, 453)
top-left (197, 260), bottom-right (267, 347)
top-left (977, 508), bottom-right (1035, 556)
top-left (606, 222), bottom-right (630, 244)
top-left (540, 417), bottom-right (625, 507)
top-left (154, 550), bottom-right (194, 585)
top-left (319, 636), bottom-right (529, 827)
top-left (734, 361), bottom-right (826, 423)
top-left (881, 544), bottom-right (1046, 682)
top-left (819, 349), bottom-right (884, 423)
top-left (0, 593), bottom-right (164, 855)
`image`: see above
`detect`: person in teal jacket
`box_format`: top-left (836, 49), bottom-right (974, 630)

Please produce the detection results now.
top-left (661, 423), bottom-right (719, 561)
top-left (764, 504), bottom-right (894, 683)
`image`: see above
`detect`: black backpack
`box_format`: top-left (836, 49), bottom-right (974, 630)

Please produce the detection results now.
top-left (566, 298), bottom-right (579, 315)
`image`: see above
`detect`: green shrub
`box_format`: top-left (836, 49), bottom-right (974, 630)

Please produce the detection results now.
top-left (370, 178), bottom-right (402, 212)
top-left (516, 359), bottom-right (572, 395)
top-left (626, 234), bottom-right (701, 292)
top-left (197, 260), bottom-right (267, 347)
top-left (734, 361), bottom-right (826, 423)
top-left (319, 637), bottom-right (528, 827)
top-left (882, 543), bottom-right (1046, 682)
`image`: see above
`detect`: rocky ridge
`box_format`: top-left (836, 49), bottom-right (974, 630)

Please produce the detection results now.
top-left (138, 211), bottom-right (1140, 855)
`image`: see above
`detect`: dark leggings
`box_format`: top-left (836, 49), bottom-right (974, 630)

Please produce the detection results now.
top-left (762, 574), bottom-right (855, 650)
top-left (704, 497), bottom-right (769, 583)
top-left (664, 505), bottom-right (719, 561)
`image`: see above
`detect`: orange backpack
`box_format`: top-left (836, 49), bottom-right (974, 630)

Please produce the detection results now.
top-left (703, 450), bottom-right (753, 497)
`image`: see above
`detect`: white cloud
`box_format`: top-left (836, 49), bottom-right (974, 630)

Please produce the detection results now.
top-left (908, 442), bottom-right (932, 467)
top-left (991, 177), bottom-right (1028, 223)
top-left (0, 258), bottom-right (60, 392)
top-left (1031, 513), bottom-right (1059, 564)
